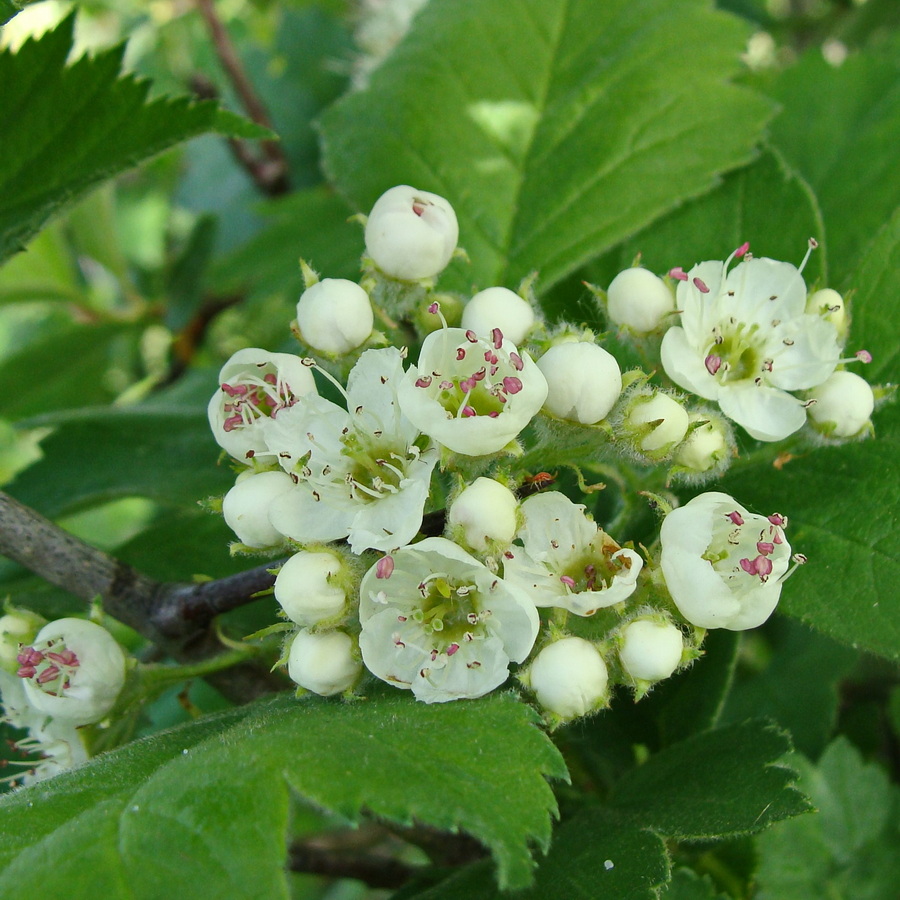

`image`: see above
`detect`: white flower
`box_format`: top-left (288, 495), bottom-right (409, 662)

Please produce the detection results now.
top-left (606, 267), bottom-right (675, 333)
top-left (358, 537), bottom-right (539, 703)
top-left (460, 287), bottom-right (536, 346)
top-left (447, 477), bottom-right (519, 553)
top-left (17, 618), bottom-right (126, 725)
top-left (287, 629), bottom-right (361, 696)
top-left (806, 371), bottom-right (874, 438)
top-left (207, 349), bottom-right (318, 463)
top-left (398, 327), bottom-right (548, 456)
top-left (536, 341), bottom-right (622, 425)
top-left (618, 619), bottom-right (684, 682)
top-left (623, 392), bottom-right (689, 453)
top-left (365, 185), bottom-right (459, 281)
top-left (265, 348), bottom-right (439, 553)
top-left (222, 470), bottom-right (294, 548)
top-left (525, 637), bottom-right (608, 720)
top-left (660, 491), bottom-right (793, 630)
top-left (275, 550), bottom-right (348, 626)
top-left (503, 492), bottom-right (643, 616)
top-left (661, 248), bottom-right (841, 441)
top-left (296, 278), bottom-right (374, 355)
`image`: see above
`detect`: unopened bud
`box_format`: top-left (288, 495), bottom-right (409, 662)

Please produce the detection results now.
top-left (624, 392), bottom-right (689, 453)
top-left (618, 619), bottom-right (684, 683)
top-left (287, 629), bottom-right (361, 696)
top-left (222, 470), bottom-right (294, 548)
top-left (275, 550), bottom-right (349, 626)
top-left (296, 279), bottom-right (374, 355)
top-left (536, 341), bottom-right (622, 424)
top-left (606, 267), bottom-right (675, 333)
top-left (806, 371), bottom-right (874, 438)
top-left (526, 636), bottom-right (608, 720)
top-left (673, 413), bottom-right (731, 474)
top-left (806, 288), bottom-right (848, 340)
top-left (461, 287), bottom-right (535, 346)
top-left (448, 477), bottom-right (518, 552)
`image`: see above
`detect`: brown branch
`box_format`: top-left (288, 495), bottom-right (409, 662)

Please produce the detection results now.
top-left (192, 0), bottom-right (290, 196)
top-left (287, 841), bottom-right (418, 890)
top-left (0, 490), bottom-right (280, 651)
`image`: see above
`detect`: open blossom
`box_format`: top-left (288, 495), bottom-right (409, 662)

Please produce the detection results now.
top-left (358, 537), bottom-right (539, 703)
top-left (397, 326), bottom-right (548, 456)
top-left (265, 348), bottom-right (438, 553)
top-left (660, 246), bottom-right (841, 441)
top-left (17, 618), bottom-right (126, 725)
top-left (207, 349), bottom-right (318, 463)
top-left (503, 492), bottom-right (643, 616)
top-left (660, 492), bottom-right (793, 630)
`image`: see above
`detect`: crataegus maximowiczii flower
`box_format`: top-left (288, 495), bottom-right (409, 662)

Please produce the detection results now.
top-left (207, 348), bottom-right (318, 463)
top-left (460, 286), bottom-right (536, 347)
top-left (524, 636), bottom-right (608, 721)
top-left (358, 537), bottom-right (539, 703)
top-left (503, 491), bottom-right (643, 616)
top-left (606, 266), bottom-right (675, 334)
top-left (275, 550), bottom-right (349, 626)
top-left (287, 629), bottom-right (361, 696)
top-left (17, 618), bottom-right (126, 725)
top-left (365, 185), bottom-right (459, 281)
top-left (295, 278), bottom-right (374, 356)
top-left (536, 341), bottom-right (622, 425)
top-left (660, 243), bottom-right (841, 441)
top-left (447, 477), bottom-right (519, 553)
top-left (660, 491), bottom-right (798, 630)
top-left (398, 326), bottom-right (548, 456)
top-left (806, 370), bottom-right (875, 438)
top-left (617, 618), bottom-right (685, 683)
top-left (222, 470), bottom-right (295, 548)
top-left (265, 347), bottom-right (439, 553)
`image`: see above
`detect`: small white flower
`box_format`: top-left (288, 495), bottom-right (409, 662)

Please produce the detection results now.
top-left (536, 341), bottom-right (622, 425)
top-left (222, 470), bottom-right (294, 548)
top-left (287, 629), bottom-right (361, 696)
top-left (623, 392), bottom-right (689, 453)
top-left (275, 550), bottom-right (348, 626)
top-left (365, 185), bottom-right (459, 281)
top-left (266, 348), bottom-right (439, 553)
top-left (358, 537), bottom-right (539, 703)
top-left (661, 246), bottom-right (841, 441)
top-left (296, 278), bottom-right (374, 356)
top-left (526, 637), bottom-right (608, 720)
top-left (448, 477), bottom-right (519, 553)
top-left (660, 491), bottom-right (793, 630)
top-left (503, 491), bottom-right (643, 616)
top-left (618, 619), bottom-right (684, 682)
top-left (207, 349), bottom-right (318, 463)
top-left (806, 371), bottom-right (874, 438)
top-left (606, 267), bottom-right (675, 333)
top-left (17, 618), bottom-right (126, 725)
top-left (398, 327), bottom-right (548, 456)
top-left (460, 287), bottom-right (536, 347)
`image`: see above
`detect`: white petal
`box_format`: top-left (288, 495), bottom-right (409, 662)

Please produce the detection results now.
top-left (268, 486), bottom-right (354, 544)
top-left (766, 315), bottom-right (840, 391)
top-left (679, 260), bottom-right (726, 341)
top-left (725, 257), bottom-right (806, 325)
top-left (660, 327), bottom-right (719, 401)
top-left (718, 382), bottom-right (806, 441)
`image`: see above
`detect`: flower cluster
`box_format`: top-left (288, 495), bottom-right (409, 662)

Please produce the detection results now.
top-left (197, 185), bottom-right (882, 727)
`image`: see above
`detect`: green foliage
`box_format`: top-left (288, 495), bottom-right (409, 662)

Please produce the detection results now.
top-left (0, 692), bottom-right (567, 895)
top-left (0, 13), bottom-right (267, 265)
top-left (755, 738), bottom-right (900, 899)
top-left (320, 0), bottom-right (775, 293)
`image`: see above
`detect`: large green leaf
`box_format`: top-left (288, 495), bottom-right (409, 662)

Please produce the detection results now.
top-left (608, 720), bottom-right (810, 839)
top-left (0, 13), bottom-right (267, 265)
top-left (763, 50), bottom-right (900, 287)
top-left (720, 208), bottom-right (900, 661)
top-left (755, 738), bottom-right (900, 900)
top-left (0, 692), bottom-right (567, 894)
top-left (319, 0), bottom-right (775, 293)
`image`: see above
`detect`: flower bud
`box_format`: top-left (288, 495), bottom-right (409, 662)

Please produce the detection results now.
top-left (461, 287), bottom-right (536, 346)
top-left (806, 288), bottom-right (848, 341)
top-left (287, 629), bottom-right (361, 696)
top-left (618, 619), bottom-right (684, 682)
top-left (606, 267), bottom-right (675, 333)
top-left (673, 413), bottom-right (731, 475)
top-left (275, 550), bottom-right (348, 626)
top-left (536, 341), bottom-right (622, 425)
top-left (806, 371), bottom-right (874, 438)
top-left (526, 637), bottom-right (608, 720)
top-left (0, 609), bottom-right (44, 672)
top-left (365, 185), bottom-right (459, 281)
top-left (19, 618), bottom-right (126, 725)
top-left (623, 392), bottom-right (689, 453)
top-left (222, 470), bottom-right (294, 548)
top-left (296, 278), bottom-right (374, 355)
top-left (448, 477), bottom-right (518, 552)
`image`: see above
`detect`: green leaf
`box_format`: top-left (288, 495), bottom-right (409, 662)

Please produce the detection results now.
top-left (608, 720), bottom-right (811, 839)
top-left (662, 868), bottom-right (730, 899)
top-left (319, 0), bottom-right (775, 293)
top-left (0, 693), bottom-right (567, 893)
top-left (722, 619), bottom-right (858, 758)
top-left (8, 403), bottom-right (232, 517)
top-left (0, 13), bottom-right (268, 266)
top-left (400, 808), bottom-right (670, 900)
top-left (762, 50), bottom-right (900, 286)
top-left (755, 738), bottom-right (900, 900)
